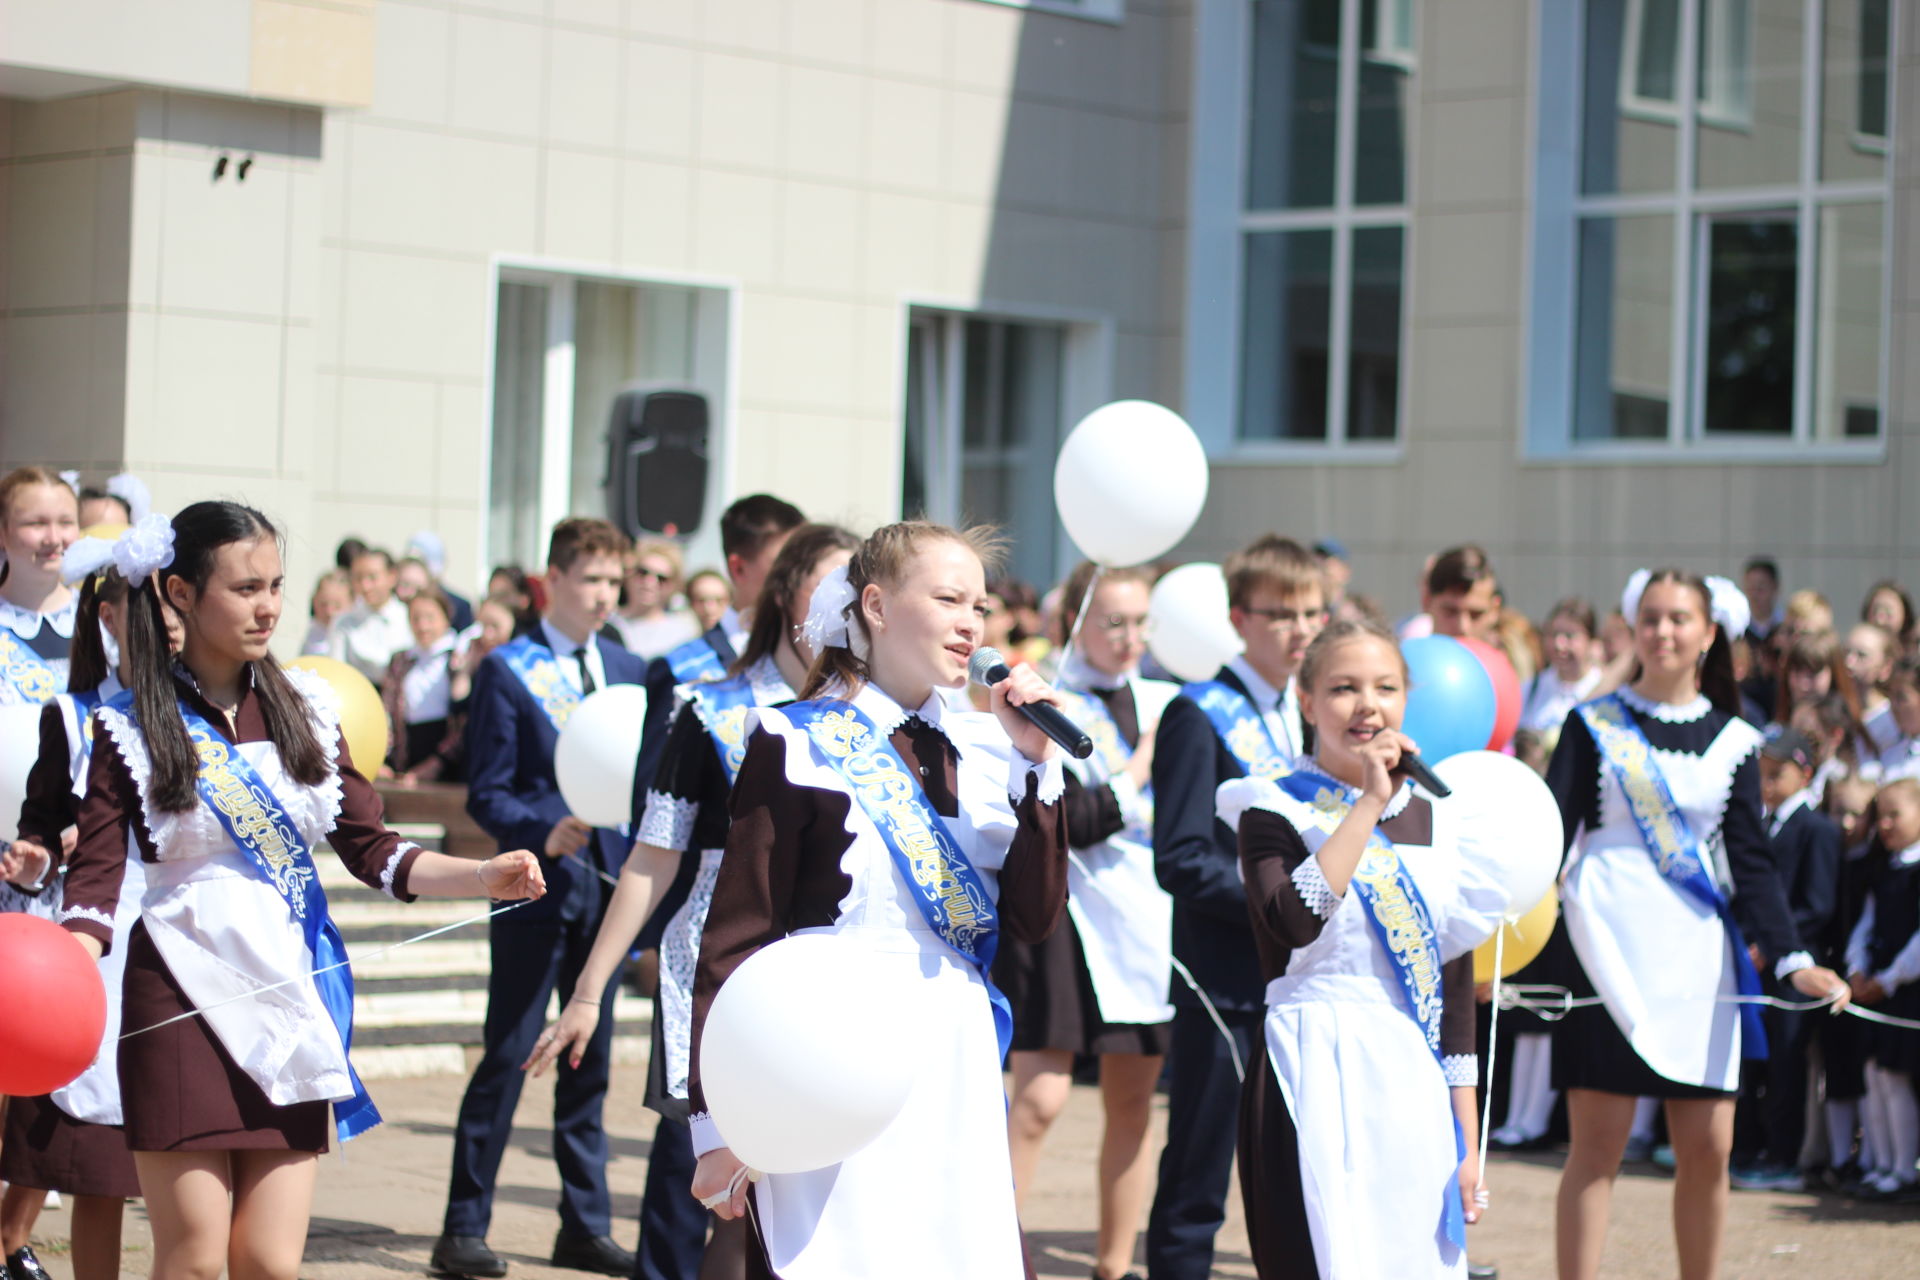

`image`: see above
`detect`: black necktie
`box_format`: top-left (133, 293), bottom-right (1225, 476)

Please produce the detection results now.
top-left (574, 647), bottom-right (597, 695)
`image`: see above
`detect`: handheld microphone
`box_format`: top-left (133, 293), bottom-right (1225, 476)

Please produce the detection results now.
top-left (1394, 749), bottom-right (1452, 799)
top-left (967, 647), bottom-right (1095, 760)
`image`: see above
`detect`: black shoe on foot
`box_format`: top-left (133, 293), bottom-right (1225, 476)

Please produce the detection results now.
top-left (7, 1248), bottom-right (52, 1280)
top-left (550, 1231), bottom-right (635, 1276)
top-left (1468, 1265), bottom-right (1500, 1280)
top-left (430, 1234), bottom-right (507, 1279)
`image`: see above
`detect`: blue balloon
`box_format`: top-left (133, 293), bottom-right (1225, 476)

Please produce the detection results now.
top-left (1400, 636), bottom-right (1498, 763)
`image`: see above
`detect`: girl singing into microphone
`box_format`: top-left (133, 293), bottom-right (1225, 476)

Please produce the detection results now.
top-left (687, 521), bottom-right (1069, 1279)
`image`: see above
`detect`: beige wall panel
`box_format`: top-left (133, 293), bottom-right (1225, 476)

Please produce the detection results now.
top-left (870, 2), bottom-right (949, 83)
top-left (450, 11), bottom-right (545, 141)
top-left (783, 66), bottom-right (869, 185)
top-left (994, 99), bottom-right (1077, 211)
top-left (861, 191), bottom-right (950, 295)
top-left (945, 2), bottom-right (1024, 91)
top-left (249, 0), bottom-right (376, 108)
top-left (1417, 96), bottom-right (1524, 208)
top-left (1724, 463), bottom-right (1896, 557)
top-left (4, 0), bottom-right (251, 105)
top-left (1409, 324), bottom-right (1515, 434)
top-left (545, 28), bottom-right (624, 152)
top-left (778, 180), bottom-right (866, 297)
top-left (337, 250), bottom-right (487, 378)
top-left (624, 0), bottom-right (701, 49)
top-left (621, 42), bottom-right (700, 161)
top-left (7, 157), bottom-right (105, 311)
top-left (1405, 438), bottom-right (1519, 546)
top-left (7, 92), bottom-right (116, 159)
top-left (0, 315), bottom-right (101, 458)
top-left (334, 375), bottom-right (439, 497)
top-left (541, 148), bottom-right (623, 261)
top-left (435, 382), bottom-right (487, 510)
top-left (148, 150), bottom-right (296, 319)
top-left (1422, 0), bottom-right (1529, 98)
top-left (1411, 211), bottom-right (1524, 322)
top-left (367, 1), bottom-right (453, 128)
top-left (152, 93), bottom-right (314, 155)
top-left (943, 88), bottom-right (1011, 201)
top-left (784, 0), bottom-right (875, 71)
top-left (738, 293), bottom-right (864, 412)
top-left (699, 0), bottom-right (788, 58)
top-left (865, 78), bottom-right (947, 195)
top-left (690, 170), bottom-right (783, 284)
top-left (849, 302), bottom-right (906, 422)
top-left (551, 0), bottom-right (622, 32)
top-left (436, 134), bottom-right (542, 258)
top-left (697, 53), bottom-right (785, 171)
top-left (616, 158), bottom-right (696, 266)
top-left (138, 313), bottom-right (287, 473)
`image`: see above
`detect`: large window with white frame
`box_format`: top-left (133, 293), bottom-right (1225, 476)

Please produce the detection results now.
top-left (488, 269), bottom-right (730, 571)
top-left (1235, 0), bottom-right (1414, 446)
top-left (1532, 0), bottom-right (1891, 452)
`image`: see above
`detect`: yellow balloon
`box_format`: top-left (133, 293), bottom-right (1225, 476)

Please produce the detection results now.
top-left (81, 522), bottom-right (129, 542)
top-left (1474, 887), bottom-right (1559, 984)
top-left (287, 656), bottom-right (390, 777)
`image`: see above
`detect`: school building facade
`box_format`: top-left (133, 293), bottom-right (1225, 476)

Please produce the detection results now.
top-left (0, 0), bottom-right (1913, 621)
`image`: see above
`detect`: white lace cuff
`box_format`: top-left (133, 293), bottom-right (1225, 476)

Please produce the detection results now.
top-left (639, 791), bottom-right (699, 851)
top-left (1292, 858), bottom-right (1341, 919)
top-left (1773, 950), bottom-right (1815, 980)
top-left (1011, 755), bottom-right (1066, 807)
top-left (1109, 773), bottom-right (1150, 826)
top-left (380, 842), bottom-right (418, 899)
top-left (1442, 1053), bottom-right (1478, 1087)
top-left (60, 905), bottom-right (114, 931)
top-left (689, 1109), bottom-right (724, 1157)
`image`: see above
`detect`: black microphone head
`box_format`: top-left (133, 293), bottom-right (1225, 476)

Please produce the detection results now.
top-left (968, 646), bottom-right (1008, 687)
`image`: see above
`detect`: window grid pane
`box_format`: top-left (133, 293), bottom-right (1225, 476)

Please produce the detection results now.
top-left (1347, 226), bottom-right (1403, 440)
top-left (1240, 229), bottom-right (1335, 440)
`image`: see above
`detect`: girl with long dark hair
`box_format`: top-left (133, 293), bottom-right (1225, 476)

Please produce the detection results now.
top-left (1548, 568), bottom-right (1850, 1280)
top-left (55, 501), bottom-right (546, 1280)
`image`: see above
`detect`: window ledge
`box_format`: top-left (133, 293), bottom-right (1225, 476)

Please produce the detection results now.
top-left (1217, 442), bottom-right (1406, 466)
top-left (1522, 441), bottom-right (1887, 467)
top-left (965, 0), bottom-right (1123, 24)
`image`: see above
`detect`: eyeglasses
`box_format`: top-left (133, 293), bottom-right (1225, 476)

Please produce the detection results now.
top-left (1242, 605), bottom-right (1329, 627)
top-left (1092, 613), bottom-right (1150, 635)
top-left (630, 567), bottom-right (671, 584)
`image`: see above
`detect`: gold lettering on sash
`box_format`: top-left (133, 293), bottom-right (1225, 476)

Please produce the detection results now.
top-left (186, 722), bottom-right (315, 917)
top-left (0, 632), bottom-right (58, 705)
top-left (1583, 698), bottom-right (1700, 881)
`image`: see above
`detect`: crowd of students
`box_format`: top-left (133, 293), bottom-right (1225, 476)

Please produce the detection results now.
top-left (1, 460), bottom-right (1918, 1280)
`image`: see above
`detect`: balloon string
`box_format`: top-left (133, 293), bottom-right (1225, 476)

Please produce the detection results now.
top-left (117, 899), bottom-right (533, 1040)
top-left (1054, 566), bottom-right (1105, 676)
top-left (1476, 927), bottom-right (1504, 1191)
top-left (1064, 849), bottom-right (1244, 1084)
top-left (1492, 983), bottom-right (1920, 1028)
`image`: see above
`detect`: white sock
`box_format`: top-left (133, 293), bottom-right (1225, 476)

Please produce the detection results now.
top-left (1827, 1098), bottom-right (1861, 1169)
top-left (1631, 1096), bottom-right (1660, 1143)
top-left (1884, 1066), bottom-right (1920, 1183)
top-left (1500, 1034), bottom-right (1551, 1137)
top-left (1520, 1035), bottom-right (1559, 1136)
top-left (1865, 1065), bottom-right (1896, 1176)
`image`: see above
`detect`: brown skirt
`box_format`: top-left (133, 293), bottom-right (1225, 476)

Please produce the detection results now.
top-left (0, 1093), bottom-right (140, 1198)
top-left (118, 922), bottom-right (329, 1153)
top-left (1236, 1054), bottom-right (1317, 1280)
top-left (995, 915), bottom-right (1171, 1058)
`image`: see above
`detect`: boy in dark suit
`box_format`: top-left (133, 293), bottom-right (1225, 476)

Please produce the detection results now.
top-left (1733, 728), bottom-right (1841, 1191)
top-left (434, 519), bottom-right (647, 1279)
top-left (1144, 535), bottom-right (1325, 1280)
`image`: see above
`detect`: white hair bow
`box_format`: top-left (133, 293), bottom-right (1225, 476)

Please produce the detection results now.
top-left (58, 470), bottom-right (81, 494)
top-left (112, 513), bottom-right (175, 587)
top-left (1621, 567), bottom-right (1751, 640)
top-left (798, 564), bottom-right (868, 660)
top-left (60, 536), bottom-right (116, 587)
top-left (106, 473), bottom-right (152, 523)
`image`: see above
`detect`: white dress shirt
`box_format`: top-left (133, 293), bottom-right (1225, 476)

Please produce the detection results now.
top-left (541, 618), bottom-right (608, 695)
top-left (328, 596), bottom-right (410, 686)
top-left (1226, 655), bottom-right (1304, 759)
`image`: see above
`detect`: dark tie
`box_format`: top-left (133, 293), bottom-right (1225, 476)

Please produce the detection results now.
top-left (574, 647), bottom-right (597, 695)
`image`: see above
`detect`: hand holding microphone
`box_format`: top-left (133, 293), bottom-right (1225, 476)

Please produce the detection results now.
top-left (968, 647), bottom-right (1094, 761)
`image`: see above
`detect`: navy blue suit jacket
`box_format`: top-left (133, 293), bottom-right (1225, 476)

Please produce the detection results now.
top-left (464, 632), bottom-right (648, 925)
top-left (1151, 666), bottom-right (1267, 1013)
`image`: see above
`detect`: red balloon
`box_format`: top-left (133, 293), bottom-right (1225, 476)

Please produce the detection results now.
top-left (0, 914), bottom-right (107, 1096)
top-left (1459, 637), bottom-right (1523, 751)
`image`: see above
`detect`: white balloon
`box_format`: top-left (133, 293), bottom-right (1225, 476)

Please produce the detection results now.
top-left (1054, 400), bottom-right (1209, 566)
top-left (554, 684), bottom-right (649, 828)
top-left (1147, 563), bottom-right (1243, 682)
top-left (0, 704), bottom-right (40, 838)
top-left (700, 933), bottom-right (926, 1174)
top-left (1433, 750), bottom-right (1564, 918)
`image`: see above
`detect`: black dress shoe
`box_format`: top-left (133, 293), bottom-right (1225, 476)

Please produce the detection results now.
top-left (550, 1231), bottom-right (635, 1276)
top-left (1468, 1264), bottom-right (1500, 1279)
top-left (430, 1234), bottom-right (507, 1279)
top-left (8, 1248), bottom-right (52, 1280)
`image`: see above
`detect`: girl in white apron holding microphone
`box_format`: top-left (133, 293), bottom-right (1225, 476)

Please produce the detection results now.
top-left (688, 521), bottom-right (1070, 1279)
top-left (996, 561), bottom-right (1175, 1280)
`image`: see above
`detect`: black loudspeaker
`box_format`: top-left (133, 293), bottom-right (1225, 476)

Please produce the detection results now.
top-left (605, 385), bottom-right (709, 538)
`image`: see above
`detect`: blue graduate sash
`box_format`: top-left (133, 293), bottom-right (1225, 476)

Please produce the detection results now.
top-left (1576, 694), bottom-right (1768, 1059)
top-left (145, 696), bottom-right (382, 1140)
top-left (688, 673), bottom-right (759, 786)
top-left (1180, 680), bottom-right (1292, 781)
top-left (785, 700), bottom-right (1013, 1059)
top-left (498, 636), bottom-right (582, 730)
top-left (1273, 768), bottom-right (1466, 1249)
top-left (666, 636), bottom-right (727, 685)
top-left (0, 631), bottom-right (60, 705)
top-left (65, 688), bottom-right (103, 770)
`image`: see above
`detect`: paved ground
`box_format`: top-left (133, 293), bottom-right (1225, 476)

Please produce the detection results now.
top-left (13, 1062), bottom-right (1920, 1278)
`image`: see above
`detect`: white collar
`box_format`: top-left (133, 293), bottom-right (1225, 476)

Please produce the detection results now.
top-left (1227, 655), bottom-right (1289, 711)
top-left (1058, 648), bottom-right (1130, 694)
top-left (1552, 666), bottom-right (1603, 697)
top-left (0, 592), bottom-right (76, 641)
top-left (1617, 683), bottom-right (1711, 723)
top-left (1769, 789), bottom-right (1813, 827)
top-left (721, 607), bottom-right (749, 651)
top-left (848, 680), bottom-right (953, 741)
top-left (1295, 756), bottom-right (1417, 822)
top-left (411, 631), bottom-right (456, 662)
top-left (746, 654), bottom-right (794, 705)
top-left (1893, 838), bottom-right (1920, 869)
top-left (540, 617), bottom-right (594, 658)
